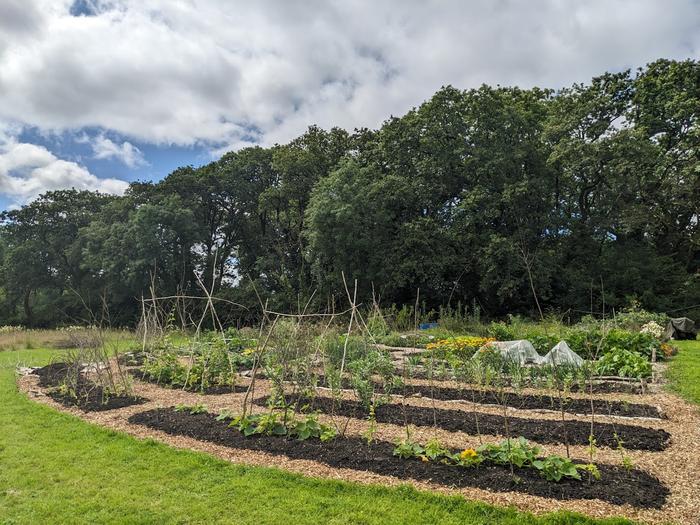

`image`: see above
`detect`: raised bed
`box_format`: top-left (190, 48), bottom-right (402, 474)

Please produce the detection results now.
top-left (256, 395), bottom-right (671, 451)
top-left (312, 375), bottom-right (661, 418)
top-left (129, 407), bottom-right (669, 509)
top-left (131, 369), bottom-right (249, 395)
top-left (34, 363), bottom-right (144, 412)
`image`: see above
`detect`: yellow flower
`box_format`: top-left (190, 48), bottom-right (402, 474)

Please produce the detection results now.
top-left (420, 455), bottom-right (429, 462)
top-left (242, 347), bottom-right (256, 356)
top-left (460, 448), bottom-right (478, 460)
top-left (428, 337), bottom-right (495, 354)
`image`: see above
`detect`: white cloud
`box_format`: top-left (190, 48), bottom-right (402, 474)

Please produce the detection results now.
top-left (0, 135), bottom-right (129, 206)
top-left (0, 0), bottom-right (698, 153)
top-left (86, 133), bottom-right (147, 168)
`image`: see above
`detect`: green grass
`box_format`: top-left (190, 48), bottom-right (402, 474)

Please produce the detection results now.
top-left (666, 338), bottom-right (700, 404)
top-left (0, 348), bottom-right (633, 525)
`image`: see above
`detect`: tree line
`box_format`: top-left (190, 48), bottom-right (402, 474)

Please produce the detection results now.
top-left (1, 59), bottom-right (698, 327)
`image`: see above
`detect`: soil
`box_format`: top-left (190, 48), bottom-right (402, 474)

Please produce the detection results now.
top-left (256, 395), bottom-right (671, 452)
top-left (409, 370), bottom-right (645, 394)
top-left (313, 375), bottom-right (661, 418)
top-left (33, 363), bottom-right (145, 412)
top-left (129, 407), bottom-right (669, 509)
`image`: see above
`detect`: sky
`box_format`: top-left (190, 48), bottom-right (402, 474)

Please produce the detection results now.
top-left (1, 0), bottom-right (699, 211)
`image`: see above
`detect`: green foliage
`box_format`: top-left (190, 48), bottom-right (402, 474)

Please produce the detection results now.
top-left (424, 438), bottom-right (451, 461)
top-left (393, 435), bottom-right (589, 484)
top-left (531, 456), bottom-right (581, 482)
top-left (477, 437), bottom-right (541, 468)
top-left (229, 413), bottom-right (286, 437)
top-left (174, 403), bottom-right (208, 415)
top-left (596, 348), bottom-right (652, 378)
top-left (141, 332), bottom-right (254, 391)
top-left (347, 348), bottom-right (401, 409)
top-left (2, 60), bottom-right (700, 326)
top-left (228, 412), bottom-right (336, 442)
top-left (289, 413), bottom-right (336, 441)
top-left (392, 439), bottom-right (426, 460)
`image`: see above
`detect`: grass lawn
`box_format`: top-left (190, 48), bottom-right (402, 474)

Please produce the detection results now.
top-left (666, 338), bottom-right (700, 404)
top-left (0, 348), bottom-right (633, 525)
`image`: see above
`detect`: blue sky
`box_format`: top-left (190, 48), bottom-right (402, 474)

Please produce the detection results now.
top-left (1, 0), bottom-right (699, 210)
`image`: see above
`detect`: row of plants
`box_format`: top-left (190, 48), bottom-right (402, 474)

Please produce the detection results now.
top-left (174, 403), bottom-right (338, 441)
top-left (140, 329), bottom-right (256, 391)
top-left (393, 436), bottom-right (595, 482)
top-left (172, 400), bottom-right (594, 485)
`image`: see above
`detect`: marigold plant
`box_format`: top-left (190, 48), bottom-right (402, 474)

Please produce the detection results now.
top-left (425, 336), bottom-right (495, 358)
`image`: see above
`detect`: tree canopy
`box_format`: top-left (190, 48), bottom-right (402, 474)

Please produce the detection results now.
top-left (1, 59), bottom-right (698, 326)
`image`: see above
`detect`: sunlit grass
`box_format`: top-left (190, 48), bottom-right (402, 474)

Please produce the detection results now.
top-left (666, 338), bottom-right (700, 404)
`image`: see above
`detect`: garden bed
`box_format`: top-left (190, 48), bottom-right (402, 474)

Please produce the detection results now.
top-left (128, 407), bottom-right (669, 509)
top-left (255, 395), bottom-right (671, 451)
top-left (407, 370), bottom-right (646, 394)
top-left (313, 375), bottom-right (661, 418)
top-left (34, 363), bottom-right (144, 412)
top-left (131, 369), bottom-right (249, 395)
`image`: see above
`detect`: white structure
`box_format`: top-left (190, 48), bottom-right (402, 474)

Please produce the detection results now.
top-left (475, 340), bottom-right (544, 366)
top-left (541, 341), bottom-right (584, 367)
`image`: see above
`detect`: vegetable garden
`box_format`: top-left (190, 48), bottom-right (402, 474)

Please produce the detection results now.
top-left (14, 303), bottom-right (700, 524)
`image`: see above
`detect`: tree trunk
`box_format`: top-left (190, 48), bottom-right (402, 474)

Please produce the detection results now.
top-left (23, 288), bottom-right (33, 327)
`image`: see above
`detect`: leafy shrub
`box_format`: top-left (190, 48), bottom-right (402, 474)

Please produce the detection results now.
top-left (614, 304), bottom-right (669, 331)
top-left (566, 327), bottom-right (659, 360)
top-left (488, 322), bottom-right (516, 341)
top-left (366, 309), bottom-right (390, 337)
top-left (323, 334), bottom-right (370, 367)
top-left (596, 348), bottom-right (651, 378)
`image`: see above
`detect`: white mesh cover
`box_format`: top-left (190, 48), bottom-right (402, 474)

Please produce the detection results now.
top-left (542, 341), bottom-right (584, 367)
top-left (475, 340), bottom-right (544, 365)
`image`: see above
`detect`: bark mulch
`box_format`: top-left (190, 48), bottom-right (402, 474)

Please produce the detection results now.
top-left (256, 395), bottom-right (671, 451)
top-left (129, 407), bottom-right (669, 509)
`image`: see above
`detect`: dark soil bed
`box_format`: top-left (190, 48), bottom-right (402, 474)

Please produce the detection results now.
top-left (256, 395), bottom-right (670, 451)
top-left (412, 372), bottom-right (645, 394)
top-left (34, 363), bottom-right (144, 412)
top-left (131, 369), bottom-right (249, 395)
top-left (129, 408), bottom-right (668, 509)
top-left (313, 376), bottom-right (660, 418)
